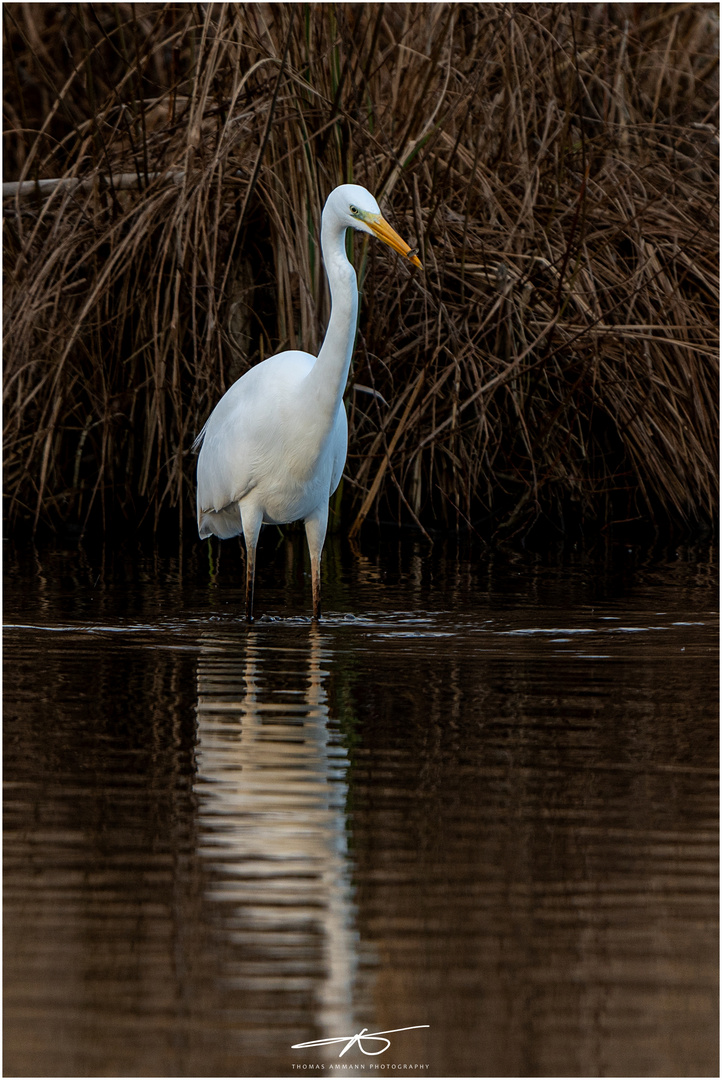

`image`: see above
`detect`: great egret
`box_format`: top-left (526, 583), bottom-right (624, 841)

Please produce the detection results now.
top-left (195, 184), bottom-right (421, 621)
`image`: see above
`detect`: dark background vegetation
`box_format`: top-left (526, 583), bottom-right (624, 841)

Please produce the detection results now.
top-left (3, 3), bottom-right (719, 542)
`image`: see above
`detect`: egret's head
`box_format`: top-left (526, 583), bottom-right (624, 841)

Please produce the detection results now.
top-left (325, 184), bottom-right (422, 268)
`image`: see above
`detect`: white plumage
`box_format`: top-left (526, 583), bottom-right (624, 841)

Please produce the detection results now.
top-left (195, 183), bottom-right (421, 620)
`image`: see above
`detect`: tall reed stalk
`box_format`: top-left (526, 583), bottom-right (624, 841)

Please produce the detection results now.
top-left (3, 3), bottom-right (718, 538)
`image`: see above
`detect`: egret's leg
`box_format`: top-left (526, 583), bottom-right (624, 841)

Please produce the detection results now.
top-left (304, 504), bottom-right (329, 621)
top-left (240, 504), bottom-right (263, 622)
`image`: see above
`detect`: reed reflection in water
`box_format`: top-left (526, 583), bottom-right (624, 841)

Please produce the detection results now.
top-left (2, 540), bottom-right (717, 1077)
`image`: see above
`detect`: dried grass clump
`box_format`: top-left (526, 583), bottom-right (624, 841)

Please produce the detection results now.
top-left (3, 3), bottom-right (718, 538)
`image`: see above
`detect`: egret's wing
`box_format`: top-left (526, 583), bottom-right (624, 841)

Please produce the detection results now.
top-left (195, 351), bottom-right (317, 533)
top-left (195, 372), bottom-right (260, 527)
top-left (197, 505), bottom-right (242, 540)
top-left (329, 405), bottom-right (348, 496)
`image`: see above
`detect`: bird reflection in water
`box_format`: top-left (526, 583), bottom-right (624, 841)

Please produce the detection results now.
top-left (194, 625), bottom-right (358, 1047)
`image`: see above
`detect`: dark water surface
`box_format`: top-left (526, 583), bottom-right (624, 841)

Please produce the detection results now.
top-left (4, 535), bottom-right (718, 1077)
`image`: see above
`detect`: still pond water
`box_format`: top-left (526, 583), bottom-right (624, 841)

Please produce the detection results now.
top-left (3, 534), bottom-right (718, 1078)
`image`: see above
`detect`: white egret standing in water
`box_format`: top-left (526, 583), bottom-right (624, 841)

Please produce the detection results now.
top-left (195, 184), bottom-right (421, 621)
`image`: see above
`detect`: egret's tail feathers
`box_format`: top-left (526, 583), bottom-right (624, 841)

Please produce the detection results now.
top-left (198, 506), bottom-right (242, 540)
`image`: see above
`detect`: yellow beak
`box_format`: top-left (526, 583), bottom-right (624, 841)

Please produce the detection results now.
top-left (367, 214), bottom-right (422, 268)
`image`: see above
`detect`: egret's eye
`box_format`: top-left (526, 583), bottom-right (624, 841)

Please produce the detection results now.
top-left (350, 205), bottom-right (359, 216)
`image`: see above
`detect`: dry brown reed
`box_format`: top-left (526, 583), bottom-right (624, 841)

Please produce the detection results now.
top-left (3, 3), bottom-right (719, 539)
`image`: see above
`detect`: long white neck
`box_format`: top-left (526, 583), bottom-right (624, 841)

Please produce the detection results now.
top-left (303, 213), bottom-right (358, 425)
